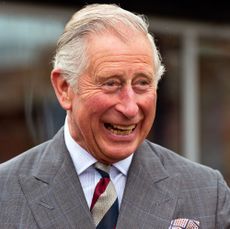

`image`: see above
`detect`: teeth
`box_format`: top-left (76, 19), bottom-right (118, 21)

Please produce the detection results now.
top-left (105, 123), bottom-right (136, 135)
top-left (110, 129), bottom-right (132, 135)
top-left (112, 124), bottom-right (136, 131)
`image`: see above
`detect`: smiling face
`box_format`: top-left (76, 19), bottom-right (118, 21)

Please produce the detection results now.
top-left (65, 30), bottom-right (157, 164)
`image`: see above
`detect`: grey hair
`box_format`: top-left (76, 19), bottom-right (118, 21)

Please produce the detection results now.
top-left (53, 4), bottom-right (165, 88)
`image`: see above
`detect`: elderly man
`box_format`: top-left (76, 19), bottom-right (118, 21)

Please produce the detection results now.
top-left (0, 4), bottom-right (229, 229)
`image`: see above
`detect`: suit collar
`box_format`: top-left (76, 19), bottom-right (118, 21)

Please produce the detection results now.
top-left (18, 128), bottom-right (95, 229)
top-left (117, 141), bottom-right (180, 228)
top-left (30, 128), bottom-right (67, 184)
top-left (132, 141), bottom-right (170, 183)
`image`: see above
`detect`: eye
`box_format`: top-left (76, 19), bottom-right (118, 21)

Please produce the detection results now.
top-left (101, 79), bottom-right (122, 92)
top-left (133, 77), bottom-right (153, 92)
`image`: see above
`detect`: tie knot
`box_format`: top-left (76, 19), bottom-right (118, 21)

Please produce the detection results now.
top-left (95, 162), bottom-right (111, 178)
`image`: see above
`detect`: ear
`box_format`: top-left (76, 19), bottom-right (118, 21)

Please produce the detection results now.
top-left (50, 69), bottom-right (72, 110)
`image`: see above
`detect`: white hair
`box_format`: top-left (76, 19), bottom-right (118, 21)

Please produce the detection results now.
top-left (53, 4), bottom-right (165, 88)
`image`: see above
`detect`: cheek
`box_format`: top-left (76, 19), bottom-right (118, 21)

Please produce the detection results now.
top-left (84, 93), bottom-right (117, 114)
top-left (142, 94), bottom-right (157, 122)
top-left (142, 92), bottom-right (157, 109)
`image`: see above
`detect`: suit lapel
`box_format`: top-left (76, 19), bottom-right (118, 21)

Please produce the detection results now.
top-left (18, 129), bottom-right (95, 229)
top-left (117, 141), bottom-right (180, 229)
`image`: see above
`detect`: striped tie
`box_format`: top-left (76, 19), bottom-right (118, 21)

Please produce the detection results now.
top-left (90, 162), bottom-right (119, 228)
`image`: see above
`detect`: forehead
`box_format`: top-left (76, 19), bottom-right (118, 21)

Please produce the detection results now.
top-left (86, 31), bottom-right (154, 72)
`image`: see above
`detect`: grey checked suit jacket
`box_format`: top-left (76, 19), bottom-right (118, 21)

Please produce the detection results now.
top-left (0, 128), bottom-right (230, 229)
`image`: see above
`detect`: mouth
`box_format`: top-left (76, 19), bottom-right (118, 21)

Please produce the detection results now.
top-left (104, 123), bottom-right (137, 136)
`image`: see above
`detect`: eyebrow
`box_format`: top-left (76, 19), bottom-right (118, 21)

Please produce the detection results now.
top-left (95, 69), bottom-right (154, 82)
top-left (96, 73), bottom-right (123, 82)
top-left (134, 72), bottom-right (154, 79)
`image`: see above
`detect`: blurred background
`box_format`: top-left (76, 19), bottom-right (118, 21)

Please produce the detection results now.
top-left (0, 0), bottom-right (230, 184)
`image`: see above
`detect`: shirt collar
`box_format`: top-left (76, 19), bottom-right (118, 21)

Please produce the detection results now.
top-left (64, 116), bottom-right (133, 176)
top-left (64, 117), bottom-right (96, 175)
top-left (113, 154), bottom-right (133, 176)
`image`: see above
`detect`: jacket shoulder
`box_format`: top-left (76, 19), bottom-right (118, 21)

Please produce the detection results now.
top-left (143, 140), bottom-right (223, 186)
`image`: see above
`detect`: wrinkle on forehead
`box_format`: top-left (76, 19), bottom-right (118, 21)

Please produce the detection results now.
top-left (91, 53), bottom-right (153, 74)
top-left (84, 29), bottom-right (154, 81)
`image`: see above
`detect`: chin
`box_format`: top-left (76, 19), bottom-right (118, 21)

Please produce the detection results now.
top-left (106, 147), bottom-right (135, 160)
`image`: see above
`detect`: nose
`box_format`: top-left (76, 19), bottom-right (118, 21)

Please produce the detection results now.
top-left (115, 86), bottom-right (139, 119)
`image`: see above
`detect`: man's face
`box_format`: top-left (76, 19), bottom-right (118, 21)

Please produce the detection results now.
top-left (67, 31), bottom-right (157, 164)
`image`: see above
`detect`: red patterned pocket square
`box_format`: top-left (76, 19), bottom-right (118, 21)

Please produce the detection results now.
top-left (169, 218), bottom-right (200, 229)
